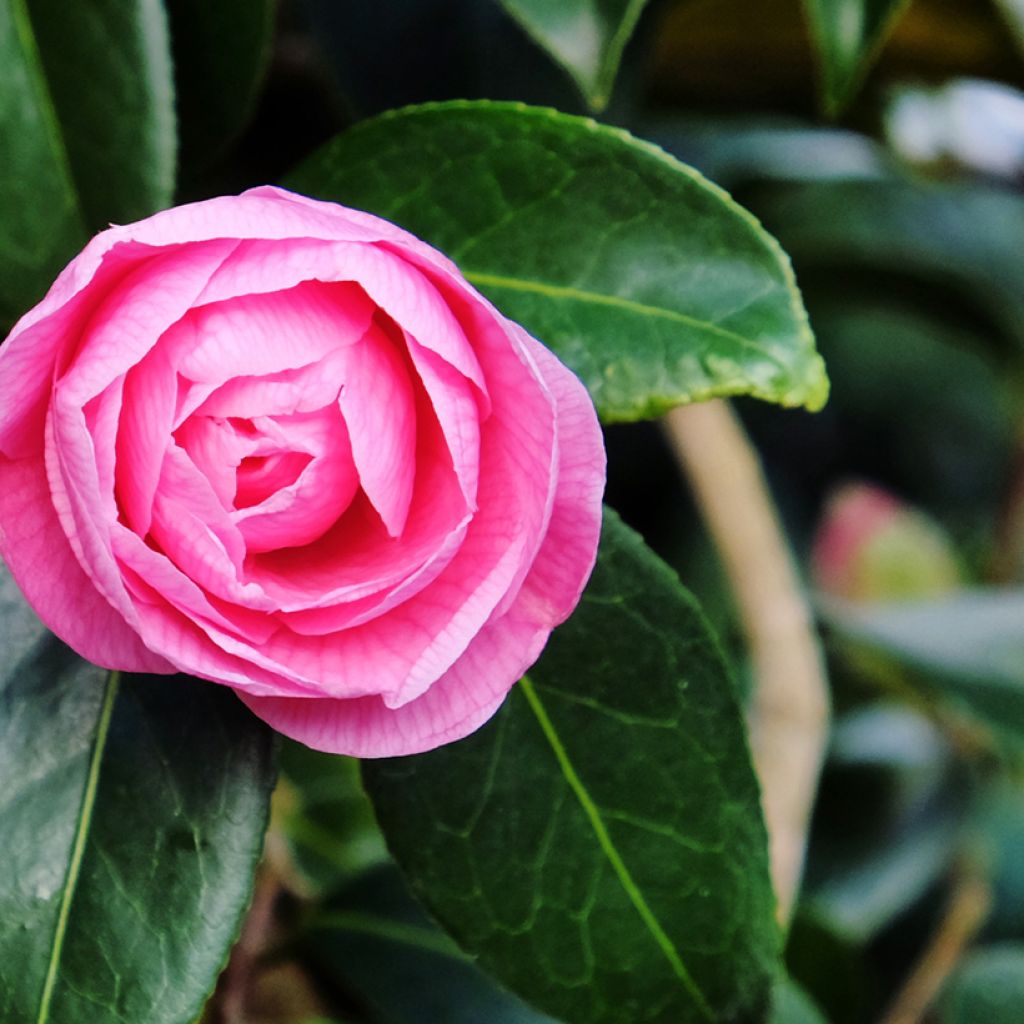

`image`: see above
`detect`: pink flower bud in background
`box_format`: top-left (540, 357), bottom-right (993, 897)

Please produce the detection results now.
top-left (811, 482), bottom-right (963, 602)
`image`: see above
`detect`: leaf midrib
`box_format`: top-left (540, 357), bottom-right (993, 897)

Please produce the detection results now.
top-left (35, 671), bottom-right (120, 1024)
top-left (518, 675), bottom-right (714, 1020)
top-left (464, 271), bottom-right (787, 365)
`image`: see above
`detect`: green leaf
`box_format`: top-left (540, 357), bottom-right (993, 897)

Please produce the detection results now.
top-left (0, 0), bottom-right (85, 326)
top-left (785, 910), bottom-right (872, 1024)
top-left (305, 866), bottom-right (556, 1024)
top-left (363, 509), bottom-right (779, 1024)
top-left (803, 705), bottom-right (963, 942)
top-left (0, 0), bottom-right (176, 325)
top-left (0, 566), bottom-right (277, 1024)
top-left (822, 592), bottom-right (1024, 748)
top-left (994, 0), bottom-right (1024, 57)
top-left (277, 740), bottom-right (389, 897)
top-left (285, 101), bottom-right (828, 423)
top-left (971, 781), bottom-right (1024, 942)
top-left (758, 180), bottom-right (1024, 358)
top-left (497, 0), bottom-right (649, 110)
top-left (770, 977), bottom-right (829, 1024)
top-left (938, 944), bottom-right (1024, 1024)
top-left (802, 0), bottom-right (912, 116)
top-left (166, 0), bottom-right (274, 170)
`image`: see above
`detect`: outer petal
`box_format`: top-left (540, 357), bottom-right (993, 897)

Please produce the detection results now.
top-left (0, 455), bottom-right (172, 673)
top-left (238, 609), bottom-right (549, 757)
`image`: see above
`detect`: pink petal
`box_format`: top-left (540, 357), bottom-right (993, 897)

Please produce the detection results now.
top-left (0, 454), bottom-right (171, 673)
top-left (502, 324), bottom-right (606, 626)
top-left (167, 281), bottom-right (375, 385)
top-left (233, 408), bottom-right (361, 552)
top-left (57, 240), bottom-right (240, 406)
top-left (338, 319), bottom-right (417, 536)
top-left (249, 387), bottom-right (471, 612)
top-left (238, 609), bottom-right (549, 757)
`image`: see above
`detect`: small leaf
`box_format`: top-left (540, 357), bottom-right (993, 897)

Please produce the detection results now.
top-left (285, 101), bottom-right (828, 423)
top-left (497, 0), bottom-right (650, 110)
top-left (938, 944), bottom-right (1024, 1024)
top-left (759, 180), bottom-right (1024, 357)
top-left (166, 0), bottom-right (274, 170)
top-left (994, 0), bottom-right (1024, 58)
top-left (0, 565), bottom-right (277, 1024)
top-left (770, 977), bottom-right (829, 1024)
top-left (822, 591), bottom-right (1024, 747)
top-left (363, 509), bottom-right (779, 1024)
top-left (802, 705), bottom-right (963, 942)
top-left (971, 781), bottom-right (1024, 942)
top-left (277, 740), bottom-right (389, 897)
top-left (0, 0), bottom-right (176, 324)
top-left (802, 0), bottom-right (913, 116)
top-left (305, 866), bottom-right (556, 1023)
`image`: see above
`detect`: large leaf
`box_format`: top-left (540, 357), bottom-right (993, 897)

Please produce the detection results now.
top-left (305, 866), bottom-right (556, 1023)
top-left (497, 0), bottom-right (649, 110)
top-left (0, 566), bottom-right (277, 1024)
top-left (0, 0), bottom-right (175, 325)
top-left (822, 592), bottom-right (1024, 747)
top-left (802, 0), bottom-right (912, 115)
top-left (166, 0), bottom-right (274, 170)
top-left (286, 101), bottom-right (828, 423)
top-left (363, 510), bottom-right (779, 1024)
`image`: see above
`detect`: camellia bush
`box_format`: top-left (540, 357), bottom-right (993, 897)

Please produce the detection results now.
top-left (2, 2), bottom-right (1023, 1024)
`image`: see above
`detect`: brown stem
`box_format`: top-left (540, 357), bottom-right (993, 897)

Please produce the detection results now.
top-left (206, 862), bottom-right (283, 1024)
top-left (663, 400), bottom-right (830, 924)
top-left (877, 863), bottom-right (991, 1024)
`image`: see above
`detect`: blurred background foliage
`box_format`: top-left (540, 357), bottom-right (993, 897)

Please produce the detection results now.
top-left (4, 0), bottom-right (1023, 1020)
top-left (223, 1), bottom-right (1023, 1020)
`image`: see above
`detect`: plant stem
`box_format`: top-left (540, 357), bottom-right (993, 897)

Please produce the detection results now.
top-left (663, 399), bottom-right (830, 924)
top-left (878, 862), bottom-right (991, 1024)
top-left (206, 861), bottom-right (282, 1024)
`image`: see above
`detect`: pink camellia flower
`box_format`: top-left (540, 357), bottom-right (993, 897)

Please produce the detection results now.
top-left (0, 187), bottom-right (605, 757)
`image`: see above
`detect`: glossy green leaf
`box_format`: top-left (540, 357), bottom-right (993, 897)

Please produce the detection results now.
top-left (995, 0), bottom-right (1024, 57)
top-left (23, 0), bottom-right (176, 228)
top-left (0, 0), bottom-right (175, 325)
top-left (938, 944), bottom-right (1024, 1024)
top-left (286, 101), bottom-right (828, 423)
top-left (785, 910), bottom-right (872, 1024)
top-left (758, 180), bottom-right (1024, 357)
top-left (0, 0), bottom-right (85, 326)
top-left (770, 977), bottom-right (829, 1024)
top-left (803, 705), bottom-right (963, 942)
top-left (166, 0), bottom-right (274, 170)
top-left (822, 592), bottom-right (1024, 747)
top-left (971, 781), bottom-right (1024, 942)
top-left (363, 509), bottom-right (779, 1024)
top-left (277, 740), bottom-right (388, 897)
top-left (305, 866), bottom-right (556, 1023)
top-left (802, 0), bottom-right (912, 115)
top-left (0, 566), bottom-right (276, 1024)
top-left (498, 0), bottom-right (649, 110)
